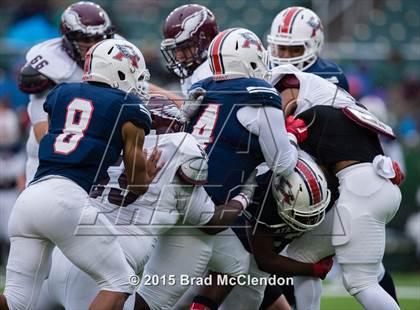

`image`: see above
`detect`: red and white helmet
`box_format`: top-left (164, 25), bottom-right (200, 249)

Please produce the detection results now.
top-left (83, 39), bottom-right (149, 98)
top-left (208, 28), bottom-right (269, 79)
top-left (271, 153), bottom-right (330, 231)
top-left (267, 7), bottom-right (324, 70)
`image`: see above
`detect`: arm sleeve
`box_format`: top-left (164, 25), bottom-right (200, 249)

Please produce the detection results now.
top-left (176, 182), bottom-right (215, 226)
top-left (237, 106), bottom-right (298, 175)
top-left (28, 92), bottom-right (49, 125)
top-left (122, 96), bottom-right (152, 135)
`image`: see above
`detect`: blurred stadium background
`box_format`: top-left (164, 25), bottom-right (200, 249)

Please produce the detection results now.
top-left (0, 0), bottom-right (419, 308)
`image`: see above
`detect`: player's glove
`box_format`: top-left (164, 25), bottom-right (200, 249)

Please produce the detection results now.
top-left (312, 255), bottom-right (334, 279)
top-left (181, 87), bottom-right (206, 120)
top-left (285, 116), bottom-right (308, 143)
top-left (390, 160), bottom-right (404, 185)
top-left (232, 169), bottom-right (258, 210)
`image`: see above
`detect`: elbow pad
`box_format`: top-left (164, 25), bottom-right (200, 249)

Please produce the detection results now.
top-left (18, 64), bottom-right (55, 94)
top-left (176, 156), bottom-right (208, 185)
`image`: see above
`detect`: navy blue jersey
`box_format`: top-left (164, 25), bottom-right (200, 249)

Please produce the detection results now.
top-left (186, 77), bottom-right (281, 205)
top-left (245, 170), bottom-right (304, 252)
top-left (33, 82), bottom-right (151, 193)
top-left (306, 57), bottom-right (349, 92)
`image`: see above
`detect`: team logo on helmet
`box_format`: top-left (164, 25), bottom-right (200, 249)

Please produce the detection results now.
top-left (307, 16), bottom-right (323, 38)
top-left (175, 9), bottom-right (208, 42)
top-left (275, 176), bottom-right (295, 205)
top-left (240, 32), bottom-right (263, 51)
top-left (113, 44), bottom-right (140, 68)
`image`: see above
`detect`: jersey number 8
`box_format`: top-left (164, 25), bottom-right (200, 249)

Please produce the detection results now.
top-left (54, 98), bottom-right (94, 155)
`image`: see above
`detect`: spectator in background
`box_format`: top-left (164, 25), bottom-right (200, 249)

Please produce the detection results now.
top-left (5, 0), bottom-right (58, 48)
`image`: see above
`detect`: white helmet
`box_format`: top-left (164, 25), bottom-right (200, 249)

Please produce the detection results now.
top-left (267, 7), bottom-right (324, 70)
top-left (83, 39), bottom-right (150, 98)
top-left (271, 154), bottom-right (330, 231)
top-left (208, 28), bottom-right (270, 80)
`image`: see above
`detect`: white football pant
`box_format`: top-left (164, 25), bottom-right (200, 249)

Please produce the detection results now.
top-left (286, 163), bottom-right (401, 310)
top-left (4, 177), bottom-right (136, 310)
top-left (139, 228), bottom-right (250, 310)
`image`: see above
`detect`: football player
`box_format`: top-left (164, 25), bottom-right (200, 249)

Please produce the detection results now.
top-left (267, 7), bottom-right (400, 305)
top-left (269, 67), bottom-right (402, 310)
top-left (267, 6), bottom-right (348, 91)
top-left (20, 1), bottom-right (179, 186)
top-left (245, 152), bottom-right (334, 283)
top-left (20, 1), bottom-right (116, 186)
top-left (177, 28), bottom-right (310, 310)
top-left (0, 39), bottom-right (157, 310)
top-left (160, 4), bottom-right (217, 98)
top-left (34, 95), bottom-right (257, 310)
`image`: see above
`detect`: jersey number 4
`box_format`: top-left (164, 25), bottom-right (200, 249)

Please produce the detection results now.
top-left (191, 103), bottom-right (220, 150)
top-left (54, 98), bottom-right (94, 155)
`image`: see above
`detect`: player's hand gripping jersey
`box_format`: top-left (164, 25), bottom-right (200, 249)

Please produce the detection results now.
top-left (33, 82), bottom-right (151, 193)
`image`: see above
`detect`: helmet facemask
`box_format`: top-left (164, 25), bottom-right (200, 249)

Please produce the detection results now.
top-left (161, 37), bottom-right (207, 79)
top-left (276, 189), bottom-right (330, 232)
top-left (61, 1), bottom-right (115, 67)
top-left (161, 5), bottom-right (218, 79)
top-left (268, 39), bottom-right (318, 70)
top-left (267, 7), bottom-right (324, 71)
top-left (63, 30), bottom-right (114, 67)
top-left (271, 156), bottom-right (331, 232)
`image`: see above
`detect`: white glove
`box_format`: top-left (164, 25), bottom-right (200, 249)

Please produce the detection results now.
top-left (181, 87), bottom-right (206, 120)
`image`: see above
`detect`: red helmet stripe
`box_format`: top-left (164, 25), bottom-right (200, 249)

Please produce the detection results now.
top-left (288, 8), bottom-right (304, 33)
top-left (296, 159), bottom-right (321, 205)
top-left (280, 7), bottom-right (300, 34)
top-left (83, 41), bottom-right (102, 76)
top-left (210, 29), bottom-right (233, 75)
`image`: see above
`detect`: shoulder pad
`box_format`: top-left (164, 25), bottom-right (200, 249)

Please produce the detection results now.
top-left (342, 105), bottom-right (396, 139)
top-left (18, 63), bottom-right (55, 94)
top-left (26, 38), bottom-right (79, 83)
top-left (177, 156), bottom-right (208, 185)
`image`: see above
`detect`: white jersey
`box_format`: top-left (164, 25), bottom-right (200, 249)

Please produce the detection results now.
top-left (92, 132), bottom-right (215, 235)
top-left (25, 38), bottom-right (83, 184)
top-left (270, 65), bottom-right (356, 116)
top-left (26, 37), bottom-right (84, 124)
top-left (180, 60), bottom-right (212, 97)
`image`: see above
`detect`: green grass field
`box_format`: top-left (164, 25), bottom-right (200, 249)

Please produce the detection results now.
top-left (321, 273), bottom-right (420, 309)
top-left (321, 297), bottom-right (419, 310)
top-left (1, 273), bottom-right (419, 309)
